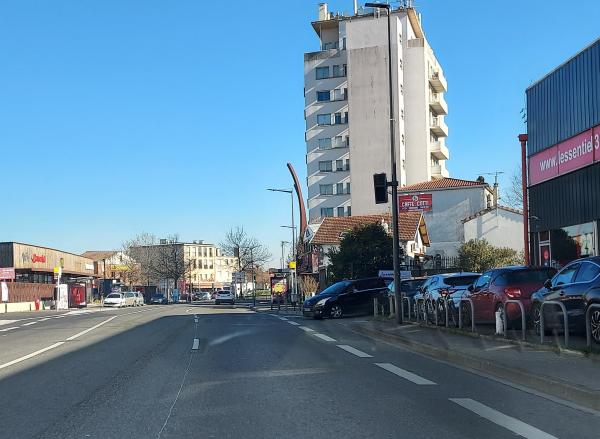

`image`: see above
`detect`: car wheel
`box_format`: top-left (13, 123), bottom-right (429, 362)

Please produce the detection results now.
top-left (330, 304), bottom-right (343, 319)
top-left (590, 308), bottom-right (600, 344)
top-left (425, 299), bottom-right (436, 324)
top-left (531, 303), bottom-right (543, 335)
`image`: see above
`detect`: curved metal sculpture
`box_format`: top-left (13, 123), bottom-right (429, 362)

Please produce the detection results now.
top-left (287, 163), bottom-right (307, 239)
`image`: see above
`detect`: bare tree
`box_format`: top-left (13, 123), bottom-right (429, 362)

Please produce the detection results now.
top-left (122, 232), bottom-right (158, 286)
top-left (502, 166), bottom-right (523, 209)
top-left (148, 239), bottom-right (192, 294)
top-left (220, 227), bottom-right (272, 272)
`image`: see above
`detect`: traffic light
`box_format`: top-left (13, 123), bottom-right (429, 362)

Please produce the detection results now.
top-left (373, 173), bottom-right (388, 204)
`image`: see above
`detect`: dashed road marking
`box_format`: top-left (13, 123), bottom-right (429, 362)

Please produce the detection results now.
top-left (375, 363), bottom-right (436, 385)
top-left (39, 318), bottom-right (51, 321)
top-left (279, 317), bottom-right (289, 321)
top-left (449, 398), bottom-right (558, 439)
top-left (485, 345), bottom-right (516, 351)
top-left (337, 345), bottom-right (373, 358)
top-left (0, 327), bottom-right (19, 332)
top-left (313, 333), bottom-right (336, 342)
top-left (286, 321), bottom-right (300, 326)
top-left (298, 326), bottom-right (315, 332)
top-left (21, 321), bottom-right (37, 327)
top-left (192, 338), bottom-right (200, 350)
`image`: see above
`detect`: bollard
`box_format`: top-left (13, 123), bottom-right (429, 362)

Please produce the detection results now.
top-left (402, 297), bottom-right (411, 321)
top-left (389, 295), bottom-right (395, 317)
top-left (373, 298), bottom-right (378, 317)
top-left (540, 301), bottom-right (569, 347)
top-left (503, 300), bottom-right (526, 341)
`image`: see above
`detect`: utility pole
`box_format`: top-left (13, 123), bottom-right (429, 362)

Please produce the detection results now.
top-left (251, 247), bottom-right (256, 308)
top-left (366, 2), bottom-right (402, 324)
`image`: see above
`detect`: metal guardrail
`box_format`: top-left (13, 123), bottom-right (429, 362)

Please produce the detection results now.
top-left (540, 300), bottom-right (569, 347)
top-left (502, 300), bottom-right (526, 341)
top-left (585, 303), bottom-right (600, 349)
top-left (458, 298), bottom-right (475, 332)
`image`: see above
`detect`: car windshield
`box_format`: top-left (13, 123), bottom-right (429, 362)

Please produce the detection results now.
top-left (316, 281), bottom-right (352, 297)
top-left (106, 294), bottom-right (121, 299)
top-left (444, 276), bottom-right (480, 287)
top-left (400, 280), bottom-right (425, 292)
top-left (497, 269), bottom-right (556, 285)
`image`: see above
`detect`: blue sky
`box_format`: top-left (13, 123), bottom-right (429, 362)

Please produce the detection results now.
top-left (1, 0), bottom-right (599, 263)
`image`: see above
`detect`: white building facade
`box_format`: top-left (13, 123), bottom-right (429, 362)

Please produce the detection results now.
top-left (304, 3), bottom-right (450, 221)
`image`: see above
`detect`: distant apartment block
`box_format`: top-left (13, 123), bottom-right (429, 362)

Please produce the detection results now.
top-left (304, 2), bottom-right (450, 220)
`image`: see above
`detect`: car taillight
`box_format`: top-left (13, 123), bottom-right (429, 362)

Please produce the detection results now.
top-left (504, 287), bottom-right (522, 298)
top-left (439, 288), bottom-right (449, 296)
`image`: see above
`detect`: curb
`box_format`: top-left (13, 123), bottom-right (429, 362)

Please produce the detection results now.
top-left (352, 323), bottom-right (600, 412)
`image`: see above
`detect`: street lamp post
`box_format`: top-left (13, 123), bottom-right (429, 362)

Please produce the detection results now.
top-left (365, 2), bottom-right (403, 324)
top-left (268, 188), bottom-right (298, 306)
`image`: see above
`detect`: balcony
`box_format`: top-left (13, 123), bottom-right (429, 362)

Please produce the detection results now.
top-left (429, 69), bottom-right (447, 93)
top-left (429, 93), bottom-right (448, 115)
top-left (430, 117), bottom-right (448, 137)
top-left (430, 141), bottom-right (449, 160)
top-left (431, 164), bottom-right (449, 179)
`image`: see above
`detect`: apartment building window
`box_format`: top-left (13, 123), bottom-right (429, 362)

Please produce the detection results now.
top-left (317, 90), bottom-right (331, 102)
top-left (345, 159), bottom-right (350, 171)
top-left (347, 206), bottom-right (352, 216)
top-left (318, 138), bottom-right (332, 150)
top-left (333, 135), bottom-right (344, 148)
top-left (319, 160), bottom-right (332, 172)
top-left (317, 114), bottom-right (331, 126)
top-left (342, 37), bottom-right (347, 50)
top-left (334, 112), bottom-right (342, 124)
top-left (322, 41), bottom-right (338, 50)
top-left (336, 159), bottom-right (344, 171)
top-left (332, 65), bottom-right (341, 77)
top-left (346, 182), bottom-right (351, 194)
top-left (320, 184), bottom-right (334, 195)
top-left (321, 207), bottom-right (334, 217)
top-left (337, 207), bottom-right (345, 217)
top-left (344, 111), bottom-right (349, 123)
top-left (346, 135), bottom-right (350, 146)
top-left (316, 66), bottom-right (329, 79)
top-left (431, 156), bottom-right (440, 166)
top-left (336, 182), bottom-right (344, 194)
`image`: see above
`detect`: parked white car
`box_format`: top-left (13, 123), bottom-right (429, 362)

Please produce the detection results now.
top-left (122, 292), bottom-right (136, 307)
top-left (215, 290), bottom-right (235, 305)
top-left (104, 293), bottom-right (126, 308)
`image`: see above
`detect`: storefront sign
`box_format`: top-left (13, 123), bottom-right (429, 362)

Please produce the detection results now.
top-left (0, 267), bottom-right (15, 280)
top-left (399, 194), bottom-right (433, 212)
top-left (529, 123), bottom-right (600, 186)
top-left (31, 254), bottom-right (47, 263)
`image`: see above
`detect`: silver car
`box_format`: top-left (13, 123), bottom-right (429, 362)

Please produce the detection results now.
top-left (122, 292), bottom-right (136, 307)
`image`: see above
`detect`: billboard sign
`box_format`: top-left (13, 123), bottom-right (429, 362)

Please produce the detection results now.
top-left (529, 123), bottom-right (600, 186)
top-left (0, 267), bottom-right (15, 280)
top-left (399, 193), bottom-right (432, 212)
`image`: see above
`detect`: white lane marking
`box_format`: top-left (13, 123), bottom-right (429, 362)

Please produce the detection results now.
top-left (279, 317), bottom-right (289, 321)
top-left (337, 345), bottom-right (373, 358)
top-left (298, 326), bottom-right (315, 332)
top-left (286, 321), bottom-right (300, 326)
top-left (485, 345), bottom-right (516, 351)
top-left (0, 327), bottom-right (19, 332)
top-left (39, 318), bottom-right (51, 321)
top-left (313, 333), bottom-right (337, 342)
top-left (21, 321), bottom-right (37, 327)
top-left (192, 338), bottom-right (200, 350)
top-left (65, 316), bottom-right (117, 341)
top-left (375, 363), bottom-right (437, 385)
top-left (449, 398), bottom-right (558, 439)
top-left (267, 314), bottom-right (278, 317)
top-left (0, 342), bottom-right (65, 370)
top-left (52, 315), bottom-right (65, 319)
top-left (0, 320), bottom-right (19, 326)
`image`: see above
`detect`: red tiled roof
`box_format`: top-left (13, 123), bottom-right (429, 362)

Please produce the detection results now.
top-left (401, 177), bottom-right (487, 191)
top-left (312, 212), bottom-right (424, 245)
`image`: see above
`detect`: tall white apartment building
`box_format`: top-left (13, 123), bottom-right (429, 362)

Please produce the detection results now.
top-left (304, 2), bottom-right (450, 220)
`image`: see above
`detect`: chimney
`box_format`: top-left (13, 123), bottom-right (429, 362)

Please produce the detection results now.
top-left (493, 182), bottom-right (499, 207)
top-left (318, 3), bottom-right (328, 21)
top-left (353, 0), bottom-right (358, 15)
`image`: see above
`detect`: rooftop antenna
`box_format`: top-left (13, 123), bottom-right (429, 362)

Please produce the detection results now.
top-left (480, 171), bottom-right (505, 208)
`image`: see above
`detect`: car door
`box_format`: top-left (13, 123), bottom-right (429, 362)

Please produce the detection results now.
top-left (336, 283), bottom-right (357, 313)
top-left (544, 262), bottom-right (581, 325)
top-left (470, 272), bottom-right (492, 321)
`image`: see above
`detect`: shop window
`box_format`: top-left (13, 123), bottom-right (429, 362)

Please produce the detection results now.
top-left (550, 221), bottom-right (596, 268)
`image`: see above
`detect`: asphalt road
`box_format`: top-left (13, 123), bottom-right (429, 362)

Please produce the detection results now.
top-left (1, 304), bottom-right (599, 438)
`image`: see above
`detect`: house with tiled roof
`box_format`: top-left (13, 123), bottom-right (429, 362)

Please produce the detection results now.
top-left (398, 177), bottom-right (523, 257)
top-left (302, 213), bottom-right (430, 284)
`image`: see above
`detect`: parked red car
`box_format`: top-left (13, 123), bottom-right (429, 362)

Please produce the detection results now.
top-left (464, 266), bottom-right (556, 327)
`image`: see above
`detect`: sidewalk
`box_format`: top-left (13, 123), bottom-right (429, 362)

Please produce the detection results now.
top-left (352, 319), bottom-right (600, 412)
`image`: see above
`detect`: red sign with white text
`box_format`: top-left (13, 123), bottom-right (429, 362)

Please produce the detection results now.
top-left (399, 194), bottom-right (432, 212)
top-left (529, 123), bottom-right (600, 186)
top-left (31, 254), bottom-right (47, 263)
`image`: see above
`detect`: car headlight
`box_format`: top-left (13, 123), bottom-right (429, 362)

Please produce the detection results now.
top-left (315, 297), bottom-right (331, 307)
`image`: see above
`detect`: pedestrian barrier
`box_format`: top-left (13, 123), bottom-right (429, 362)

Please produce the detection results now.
top-left (389, 295), bottom-right (395, 317)
top-left (502, 300), bottom-right (526, 341)
top-left (585, 303), bottom-right (600, 349)
top-left (458, 298), bottom-right (475, 332)
top-left (443, 296), bottom-right (451, 328)
top-left (373, 298), bottom-right (378, 317)
top-left (416, 297), bottom-right (426, 324)
top-left (539, 300), bottom-right (569, 347)
top-left (401, 296), bottom-right (411, 321)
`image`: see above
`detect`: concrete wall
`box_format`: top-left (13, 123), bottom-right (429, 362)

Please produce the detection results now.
top-left (464, 209), bottom-right (524, 252)
top-left (412, 187), bottom-right (489, 257)
top-left (346, 14), bottom-right (405, 216)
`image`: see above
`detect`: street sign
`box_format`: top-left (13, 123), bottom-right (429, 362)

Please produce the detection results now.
top-left (288, 261), bottom-right (296, 270)
top-left (399, 193), bottom-right (433, 212)
top-left (232, 272), bottom-right (245, 282)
